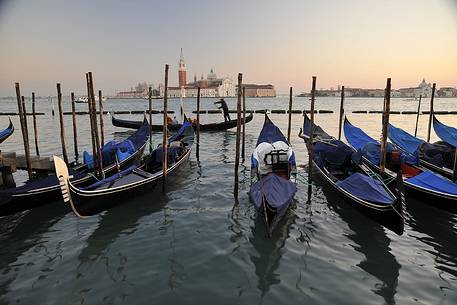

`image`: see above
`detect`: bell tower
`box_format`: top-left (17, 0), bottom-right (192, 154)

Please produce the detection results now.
top-left (178, 48), bottom-right (187, 87)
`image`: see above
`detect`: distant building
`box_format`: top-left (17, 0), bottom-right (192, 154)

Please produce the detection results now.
top-left (398, 79), bottom-right (433, 98)
top-left (437, 87), bottom-right (457, 97)
top-left (160, 49), bottom-right (275, 98)
top-left (178, 48), bottom-right (187, 88)
top-left (242, 84), bottom-right (276, 98)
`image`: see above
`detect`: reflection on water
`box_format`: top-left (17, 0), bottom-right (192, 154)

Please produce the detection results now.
top-left (321, 185), bottom-right (401, 305)
top-left (1, 97), bottom-right (457, 304)
top-left (406, 199), bottom-right (457, 279)
top-left (250, 207), bottom-right (299, 298)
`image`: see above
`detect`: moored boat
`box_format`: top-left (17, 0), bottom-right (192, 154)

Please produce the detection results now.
top-left (55, 121), bottom-right (194, 216)
top-left (249, 114), bottom-right (297, 236)
top-left (0, 119), bottom-right (149, 216)
top-left (300, 114), bottom-right (404, 235)
top-left (111, 113), bottom-right (254, 132)
top-left (345, 117), bottom-right (457, 213)
top-left (388, 121), bottom-right (454, 179)
top-left (0, 118), bottom-right (14, 144)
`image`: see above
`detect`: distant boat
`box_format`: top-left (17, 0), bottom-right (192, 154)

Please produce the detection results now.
top-left (76, 96), bottom-right (106, 103)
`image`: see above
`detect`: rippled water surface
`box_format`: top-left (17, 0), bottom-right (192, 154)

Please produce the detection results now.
top-left (1, 96), bottom-right (457, 304)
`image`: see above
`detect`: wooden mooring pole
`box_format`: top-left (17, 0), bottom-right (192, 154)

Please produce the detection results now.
top-left (70, 92), bottom-right (79, 162)
top-left (31, 92), bottom-right (40, 156)
top-left (88, 72), bottom-right (103, 177)
top-left (287, 87), bottom-right (293, 143)
top-left (427, 83), bottom-right (436, 143)
top-left (308, 77), bottom-right (317, 194)
top-left (242, 86), bottom-right (246, 162)
top-left (15, 83), bottom-right (32, 179)
top-left (56, 83), bottom-right (69, 164)
top-left (196, 87), bottom-right (201, 159)
top-left (338, 86), bottom-right (345, 141)
top-left (414, 95), bottom-right (422, 137)
top-left (380, 78), bottom-right (392, 173)
top-left (148, 86), bottom-right (153, 153)
top-left (98, 90), bottom-right (105, 147)
top-left (234, 73), bottom-right (243, 198)
top-left (86, 73), bottom-right (97, 170)
top-left (162, 64), bottom-right (169, 191)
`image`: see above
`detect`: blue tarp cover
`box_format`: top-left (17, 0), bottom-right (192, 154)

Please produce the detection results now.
top-left (249, 173), bottom-right (296, 210)
top-left (388, 123), bottom-right (424, 155)
top-left (336, 172), bottom-right (394, 205)
top-left (84, 119), bottom-right (148, 169)
top-left (433, 116), bottom-right (457, 148)
top-left (314, 140), bottom-right (356, 169)
top-left (80, 165), bottom-right (137, 190)
top-left (344, 119), bottom-right (377, 150)
top-left (303, 114), bottom-right (332, 140)
top-left (345, 120), bottom-right (418, 165)
top-left (406, 171), bottom-right (457, 195)
top-left (257, 116), bottom-right (288, 146)
top-left (169, 121), bottom-right (192, 143)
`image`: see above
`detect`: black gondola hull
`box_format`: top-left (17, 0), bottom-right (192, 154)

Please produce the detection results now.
top-left (312, 162), bottom-right (404, 236)
top-left (65, 147), bottom-right (191, 216)
top-left (0, 143), bottom-right (146, 216)
top-left (112, 113), bottom-right (253, 132)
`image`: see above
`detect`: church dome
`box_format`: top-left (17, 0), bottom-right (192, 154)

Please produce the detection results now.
top-left (207, 68), bottom-right (217, 81)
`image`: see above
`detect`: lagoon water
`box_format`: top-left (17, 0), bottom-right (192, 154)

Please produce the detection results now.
top-left (1, 96), bottom-right (457, 304)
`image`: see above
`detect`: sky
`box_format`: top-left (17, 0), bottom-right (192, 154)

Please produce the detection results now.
top-left (0, 0), bottom-right (456, 96)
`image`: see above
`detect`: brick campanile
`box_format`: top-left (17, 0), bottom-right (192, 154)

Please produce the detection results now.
top-left (178, 48), bottom-right (186, 87)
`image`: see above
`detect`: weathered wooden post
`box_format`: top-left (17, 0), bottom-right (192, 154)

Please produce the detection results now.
top-left (380, 78), bottom-right (392, 173)
top-left (338, 86), bottom-right (345, 141)
top-left (242, 86), bottom-right (246, 162)
top-left (427, 83), bottom-right (436, 143)
top-left (162, 64), bottom-right (169, 191)
top-left (196, 86), bottom-right (201, 159)
top-left (148, 86), bottom-right (153, 153)
top-left (88, 72), bottom-right (103, 177)
top-left (98, 90), bottom-right (105, 147)
top-left (287, 87), bottom-right (293, 143)
top-left (21, 96), bottom-right (30, 145)
top-left (51, 97), bottom-right (55, 117)
top-left (56, 83), bottom-right (69, 164)
top-left (15, 84), bottom-right (32, 179)
top-left (31, 92), bottom-right (40, 156)
top-left (86, 73), bottom-right (97, 169)
top-left (234, 73), bottom-right (243, 198)
top-left (70, 92), bottom-right (79, 162)
top-left (414, 95), bottom-right (422, 137)
top-left (308, 77), bottom-right (317, 191)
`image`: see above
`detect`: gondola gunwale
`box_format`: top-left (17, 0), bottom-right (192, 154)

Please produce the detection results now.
top-left (344, 117), bottom-right (457, 206)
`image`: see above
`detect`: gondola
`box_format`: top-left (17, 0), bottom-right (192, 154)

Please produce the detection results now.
top-left (249, 114), bottom-right (297, 236)
top-left (111, 113), bottom-right (254, 132)
top-left (0, 119), bottom-right (149, 216)
top-left (299, 114), bottom-right (404, 235)
top-left (387, 121), bottom-right (454, 179)
top-left (345, 117), bottom-right (457, 213)
top-left (433, 115), bottom-right (457, 148)
top-left (55, 121), bottom-right (194, 216)
top-left (0, 118), bottom-right (14, 144)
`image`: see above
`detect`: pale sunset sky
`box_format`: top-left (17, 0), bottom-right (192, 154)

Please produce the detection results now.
top-left (0, 0), bottom-right (456, 95)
